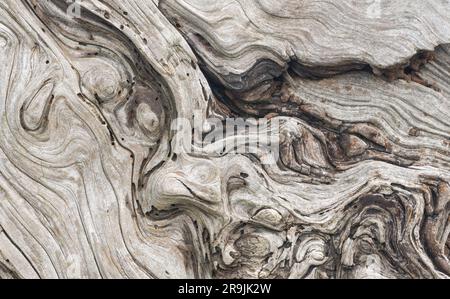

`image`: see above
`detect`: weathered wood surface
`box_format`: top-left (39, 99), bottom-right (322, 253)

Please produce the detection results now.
top-left (0, 0), bottom-right (449, 279)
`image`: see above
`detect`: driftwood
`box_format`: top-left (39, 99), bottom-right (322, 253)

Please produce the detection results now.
top-left (0, 0), bottom-right (449, 279)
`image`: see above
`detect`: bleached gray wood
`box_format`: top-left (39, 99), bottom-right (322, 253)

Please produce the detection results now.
top-left (0, 0), bottom-right (449, 279)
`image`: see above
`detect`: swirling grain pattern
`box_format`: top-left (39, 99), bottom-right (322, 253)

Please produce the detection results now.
top-left (0, 0), bottom-right (449, 279)
top-left (159, 0), bottom-right (450, 90)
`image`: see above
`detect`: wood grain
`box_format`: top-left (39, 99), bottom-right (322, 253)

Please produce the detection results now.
top-left (0, 0), bottom-right (449, 279)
